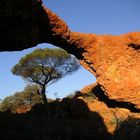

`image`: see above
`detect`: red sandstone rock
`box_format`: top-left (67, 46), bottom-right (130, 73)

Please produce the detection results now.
top-left (81, 33), bottom-right (140, 109)
top-left (1, 0), bottom-right (140, 109)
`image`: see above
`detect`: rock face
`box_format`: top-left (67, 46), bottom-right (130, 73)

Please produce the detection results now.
top-left (81, 33), bottom-right (140, 109)
top-left (1, 0), bottom-right (140, 109)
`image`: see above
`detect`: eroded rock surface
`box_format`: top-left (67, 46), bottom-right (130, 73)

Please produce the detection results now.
top-left (0, 0), bottom-right (140, 109)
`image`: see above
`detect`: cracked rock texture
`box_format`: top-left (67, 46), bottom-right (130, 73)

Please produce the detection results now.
top-left (1, 0), bottom-right (140, 109)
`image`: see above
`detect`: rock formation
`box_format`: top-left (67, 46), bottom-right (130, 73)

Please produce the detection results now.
top-left (1, 0), bottom-right (140, 109)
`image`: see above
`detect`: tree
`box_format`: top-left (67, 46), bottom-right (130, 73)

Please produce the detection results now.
top-left (12, 48), bottom-right (80, 105)
top-left (14, 85), bottom-right (43, 106)
top-left (0, 95), bottom-right (14, 112)
top-left (0, 85), bottom-right (43, 112)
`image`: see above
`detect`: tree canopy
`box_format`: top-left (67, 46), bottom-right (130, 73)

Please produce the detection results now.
top-left (12, 48), bottom-right (80, 104)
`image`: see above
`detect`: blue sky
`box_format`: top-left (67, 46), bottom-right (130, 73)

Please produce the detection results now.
top-left (0, 0), bottom-right (140, 99)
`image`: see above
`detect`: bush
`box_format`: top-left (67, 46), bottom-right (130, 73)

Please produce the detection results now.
top-left (0, 85), bottom-right (43, 113)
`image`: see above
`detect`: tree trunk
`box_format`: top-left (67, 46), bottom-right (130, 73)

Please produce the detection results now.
top-left (41, 86), bottom-right (48, 105)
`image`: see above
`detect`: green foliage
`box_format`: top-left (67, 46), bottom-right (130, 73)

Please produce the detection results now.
top-left (110, 116), bottom-right (124, 125)
top-left (86, 91), bottom-right (97, 101)
top-left (0, 85), bottom-right (43, 112)
top-left (11, 48), bottom-right (79, 104)
top-left (20, 85), bottom-right (43, 105)
top-left (0, 96), bottom-right (16, 112)
top-left (12, 48), bottom-right (79, 83)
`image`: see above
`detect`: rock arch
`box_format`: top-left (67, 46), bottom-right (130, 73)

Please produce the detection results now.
top-left (1, 0), bottom-right (140, 109)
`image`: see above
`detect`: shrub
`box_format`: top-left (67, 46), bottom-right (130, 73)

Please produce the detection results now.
top-left (0, 85), bottom-right (43, 113)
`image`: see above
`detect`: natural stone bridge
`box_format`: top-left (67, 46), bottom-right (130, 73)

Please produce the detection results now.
top-left (1, 0), bottom-right (140, 109)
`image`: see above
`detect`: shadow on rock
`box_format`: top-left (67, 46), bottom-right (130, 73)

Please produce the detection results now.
top-left (0, 98), bottom-right (112, 140)
top-left (91, 84), bottom-right (140, 113)
top-left (114, 117), bottom-right (140, 140)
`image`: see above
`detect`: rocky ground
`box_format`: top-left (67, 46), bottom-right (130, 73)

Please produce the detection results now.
top-left (1, 88), bottom-right (140, 140)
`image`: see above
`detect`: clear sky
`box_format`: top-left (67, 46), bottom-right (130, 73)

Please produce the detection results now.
top-left (0, 0), bottom-right (140, 99)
